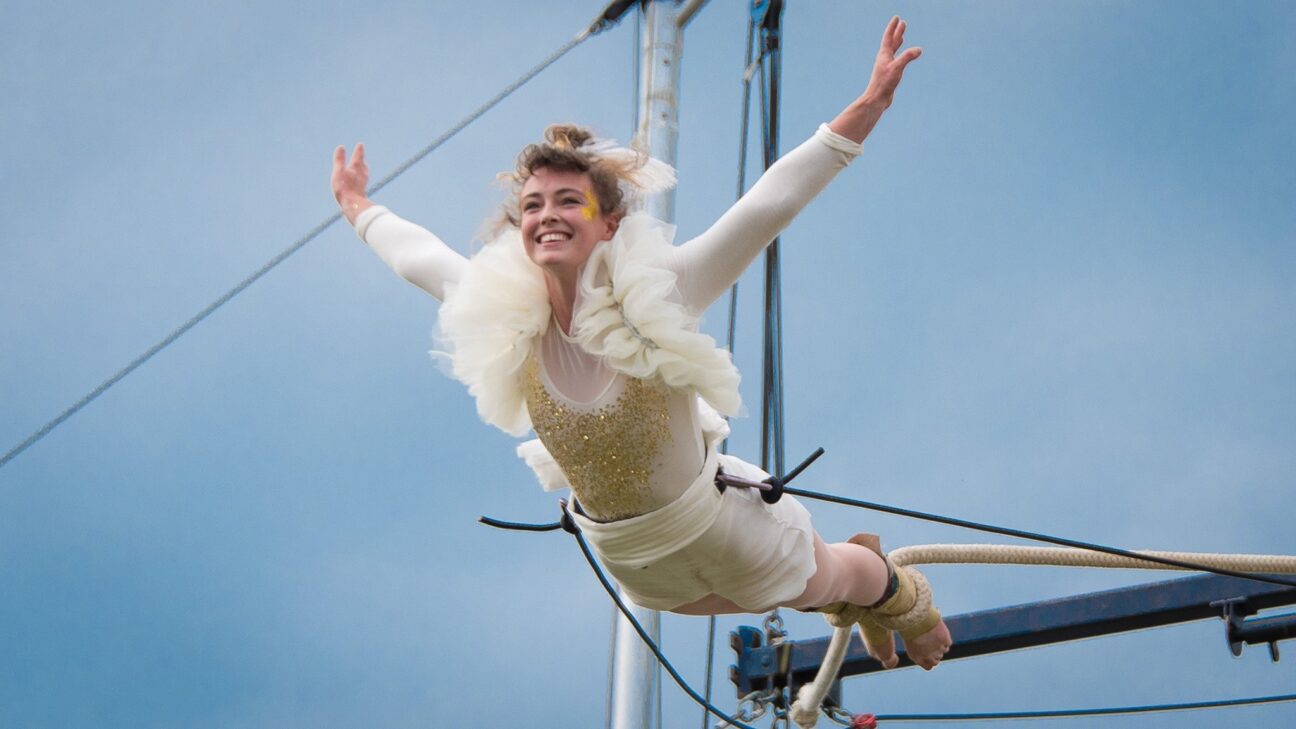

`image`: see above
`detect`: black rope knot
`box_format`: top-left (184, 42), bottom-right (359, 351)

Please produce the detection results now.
top-left (559, 498), bottom-right (580, 535)
top-left (759, 475), bottom-right (785, 504)
top-left (713, 447), bottom-right (826, 504)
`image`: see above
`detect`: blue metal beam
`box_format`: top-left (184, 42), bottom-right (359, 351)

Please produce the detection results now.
top-left (730, 573), bottom-right (1296, 696)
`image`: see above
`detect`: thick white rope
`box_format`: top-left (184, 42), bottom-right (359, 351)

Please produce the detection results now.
top-left (887, 544), bottom-right (1296, 572)
top-left (790, 545), bottom-right (1296, 728)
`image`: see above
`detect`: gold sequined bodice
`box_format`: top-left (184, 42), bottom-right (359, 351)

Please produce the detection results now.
top-left (523, 358), bottom-right (672, 520)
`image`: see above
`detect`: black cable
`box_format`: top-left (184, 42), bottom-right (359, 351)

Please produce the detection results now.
top-left (479, 511), bottom-right (755, 727)
top-left (0, 10), bottom-right (626, 473)
top-left (481, 466), bottom-right (1296, 592)
top-left (756, 50), bottom-right (781, 479)
top-left (782, 485), bottom-right (1296, 589)
top-left (725, 15), bottom-right (757, 369)
top-left (760, 0), bottom-right (786, 481)
top-left (703, 14), bottom-right (760, 729)
top-left (572, 529), bottom-right (760, 729)
top-left (477, 516), bottom-right (561, 532)
top-left (873, 692), bottom-right (1296, 722)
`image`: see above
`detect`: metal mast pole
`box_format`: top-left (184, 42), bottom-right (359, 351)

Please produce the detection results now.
top-left (609, 2), bottom-right (688, 727)
top-left (757, 0), bottom-right (786, 491)
top-left (635, 0), bottom-right (683, 222)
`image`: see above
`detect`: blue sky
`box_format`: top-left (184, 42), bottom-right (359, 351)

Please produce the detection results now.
top-left (2, 1), bottom-right (1294, 727)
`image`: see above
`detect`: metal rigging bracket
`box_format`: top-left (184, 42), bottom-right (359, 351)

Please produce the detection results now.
top-left (1214, 596), bottom-right (1296, 662)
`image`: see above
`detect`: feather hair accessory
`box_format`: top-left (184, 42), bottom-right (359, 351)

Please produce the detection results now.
top-left (580, 137), bottom-right (677, 196)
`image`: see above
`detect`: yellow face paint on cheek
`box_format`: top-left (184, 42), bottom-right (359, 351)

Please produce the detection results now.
top-left (581, 188), bottom-right (600, 221)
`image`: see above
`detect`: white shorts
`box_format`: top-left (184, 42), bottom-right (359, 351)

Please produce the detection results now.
top-left (569, 447), bottom-right (818, 612)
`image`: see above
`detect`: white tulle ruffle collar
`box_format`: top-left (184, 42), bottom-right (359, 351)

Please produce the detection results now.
top-left (435, 213), bottom-right (741, 436)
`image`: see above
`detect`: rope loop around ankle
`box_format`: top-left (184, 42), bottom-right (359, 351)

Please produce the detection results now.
top-left (869, 567), bottom-right (939, 640)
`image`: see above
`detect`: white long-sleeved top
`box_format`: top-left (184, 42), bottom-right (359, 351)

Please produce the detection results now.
top-left (355, 124), bottom-right (862, 520)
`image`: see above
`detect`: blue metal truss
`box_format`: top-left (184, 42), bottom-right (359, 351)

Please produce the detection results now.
top-left (730, 573), bottom-right (1296, 697)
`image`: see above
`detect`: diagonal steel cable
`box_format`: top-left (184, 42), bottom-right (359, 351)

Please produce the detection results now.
top-left (1, 21), bottom-right (615, 472)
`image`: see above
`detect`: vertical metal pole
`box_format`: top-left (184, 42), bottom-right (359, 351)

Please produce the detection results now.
top-left (635, 0), bottom-right (682, 221)
top-left (610, 3), bottom-right (682, 727)
top-left (758, 0), bottom-right (785, 484)
top-left (754, 4), bottom-right (791, 716)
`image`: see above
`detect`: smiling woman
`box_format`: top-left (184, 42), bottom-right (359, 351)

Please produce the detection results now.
top-left (329, 17), bottom-right (952, 671)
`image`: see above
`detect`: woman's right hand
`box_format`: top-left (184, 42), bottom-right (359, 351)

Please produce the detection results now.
top-left (332, 143), bottom-right (373, 226)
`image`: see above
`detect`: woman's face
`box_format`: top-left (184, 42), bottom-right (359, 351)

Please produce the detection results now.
top-left (519, 167), bottom-right (619, 277)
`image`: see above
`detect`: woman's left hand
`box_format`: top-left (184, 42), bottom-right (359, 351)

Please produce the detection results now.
top-left (862, 16), bottom-right (922, 110)
top-left (828, 16), bottom-right (923, 143)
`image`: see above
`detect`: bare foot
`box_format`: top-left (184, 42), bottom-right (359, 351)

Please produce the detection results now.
top-left (859, 619), bottom-right (900, 669)
top-left (903, 619), bottom-right (953, 670)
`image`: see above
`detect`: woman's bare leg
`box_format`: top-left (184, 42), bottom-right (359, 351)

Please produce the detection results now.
top-left (669, 532), bottom-right (888, 615)
top-left (667, 531), bottom-right (950, 669)
top-left (784, 533), bottom-right (890, 610)
top-left (787, 532), bottom-right (952, 670)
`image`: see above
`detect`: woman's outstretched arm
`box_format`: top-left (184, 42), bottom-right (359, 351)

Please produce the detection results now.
top-left (332, 143), bottom-right (467, 301)
top-left (670, 16), bottom-right (921, 311)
